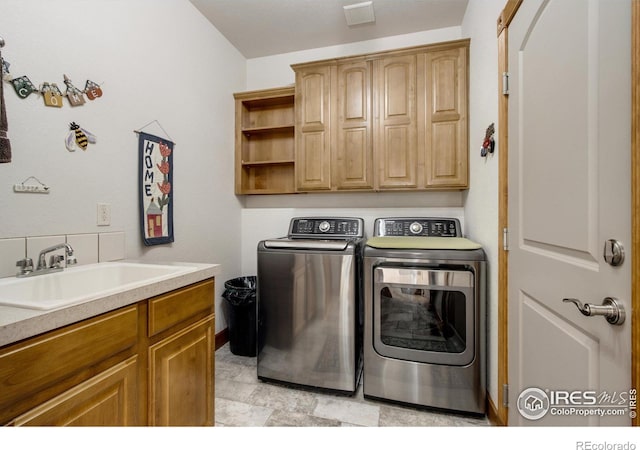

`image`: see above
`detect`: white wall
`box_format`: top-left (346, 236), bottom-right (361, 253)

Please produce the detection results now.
top-left (241, 201), bottom-right (465, 275)
top-left (0, 0), bottom-right (246, 332)
top-left (247, 26), bottom-right (462, 90)
top-left (461, 0), bottom-right (505, 406)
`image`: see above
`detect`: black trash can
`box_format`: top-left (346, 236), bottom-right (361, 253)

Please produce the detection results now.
top-left (222, 276), bottom-right (257, 357)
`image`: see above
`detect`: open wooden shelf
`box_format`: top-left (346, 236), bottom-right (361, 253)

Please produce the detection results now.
top-left (241, 159), bottom-right (295, 167)
top-left (234, 87), bottom-right (295, 195)
top-left (241, 125), bottom-right (294, 136)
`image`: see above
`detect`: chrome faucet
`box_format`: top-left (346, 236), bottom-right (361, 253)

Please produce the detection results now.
top-left (37, 243), bottom-right (77, 270)
top-left (16, 243), bottom-right (77, 277)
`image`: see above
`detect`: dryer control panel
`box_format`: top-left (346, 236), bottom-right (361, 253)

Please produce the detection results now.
top-left (374, 218), bottom-right (461, 237)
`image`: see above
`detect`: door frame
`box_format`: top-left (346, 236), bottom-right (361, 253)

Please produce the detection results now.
top-left (495, 0), bottom-right (640, 426)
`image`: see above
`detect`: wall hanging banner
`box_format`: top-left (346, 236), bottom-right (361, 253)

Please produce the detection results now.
top-left (2, 53), bottom-right (103, 107)
top-left (0, 49), bottom-right (11, 164)
top-left (138, 132), bottom-right (174, 246)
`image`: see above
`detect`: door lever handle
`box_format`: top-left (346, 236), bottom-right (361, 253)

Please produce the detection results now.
top-left (562, 297), bottom-right (625, 325)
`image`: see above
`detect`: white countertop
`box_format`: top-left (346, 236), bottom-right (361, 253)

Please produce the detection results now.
top-left (0, 260), bottom-right (221, 348)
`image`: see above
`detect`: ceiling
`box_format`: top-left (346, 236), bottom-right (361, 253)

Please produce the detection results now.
top-left (189, 0), bottom-right (469, 58)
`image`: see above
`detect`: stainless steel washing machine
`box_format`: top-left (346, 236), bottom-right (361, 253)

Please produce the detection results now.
top-left (363, 217), bottom-right (486, 415)
top-left (257, 217), bottom-right (364, 394)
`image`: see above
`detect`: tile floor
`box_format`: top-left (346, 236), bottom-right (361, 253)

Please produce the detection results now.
top-left (215, 343), bottom-right (490, 427)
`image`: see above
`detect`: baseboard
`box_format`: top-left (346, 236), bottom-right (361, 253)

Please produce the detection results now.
top-left (487, 394), bottom-right (506, 426)
top-left (215, 327), bottom-right (229, 350)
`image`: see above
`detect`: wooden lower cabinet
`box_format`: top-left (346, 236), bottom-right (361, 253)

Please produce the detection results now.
top-left (1, 278), bottom-right (215, 427)
top-left (0, 305), bottom-right (138, 425)
top-left (12, 357), bottom-right (139, 426)
top-left (149, 315), bottom-right (214, 426)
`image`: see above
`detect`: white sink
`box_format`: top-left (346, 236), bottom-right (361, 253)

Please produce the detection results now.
top-left (0, 262), bottom-right (197, 311)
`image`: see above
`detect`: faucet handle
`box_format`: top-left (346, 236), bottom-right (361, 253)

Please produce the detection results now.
top-left (16, 258), bottom-right (34, 274)
top-left (49, 254), bottom-right (65, 269)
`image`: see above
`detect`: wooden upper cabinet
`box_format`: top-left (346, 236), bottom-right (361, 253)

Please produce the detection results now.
top-left (276, 38), bottom-right (468, 194)
top-left (295, 65), bottom-right (332, 190)
top-left (373, 54), bottom-right (418, 189)
top-left (293, 59), bottom-right (373, 191)
top-left (424, 45), bottom-right (469, 188)
top-left (335, 60), bottom-right (373, 190)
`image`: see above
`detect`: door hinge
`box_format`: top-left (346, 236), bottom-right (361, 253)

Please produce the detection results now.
top-left (502, 72), bottom-right (510, 95)
top-left (503, 227), bottom-right (509, 251)
top-left (503, 384), bottom-right (509, 407)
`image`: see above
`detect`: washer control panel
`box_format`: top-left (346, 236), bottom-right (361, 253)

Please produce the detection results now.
top-left (374, 217), bottom-right (461, 237)
top-left (288, 217), bottom-right (364, 239)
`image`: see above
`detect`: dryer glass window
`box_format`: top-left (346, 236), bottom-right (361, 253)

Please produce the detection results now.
top-left (372, 267), bottom-right (475, 366)
top-left (379, 287), bottom-right (466, 353)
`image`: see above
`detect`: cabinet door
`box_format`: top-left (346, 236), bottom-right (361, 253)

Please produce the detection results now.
top-left (335, 60), bottom-right (373, 190)
top-left (0, 305), bottom-right (138, 425)
top-left (148, 279), bottom-right (214, 337)
top-left (295, 65), bottom-right (333, 190)
top-left (374, 55), bottom-right (418, 189)
top-left (424, 46), bottom-right (468, 187)
top-left (12, 357), bottom-right (138, 426)
top-left (149, 315), bottom-right (214, 426)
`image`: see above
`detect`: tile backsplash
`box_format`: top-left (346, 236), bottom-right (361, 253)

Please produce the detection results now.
top-left (0, 238), bottom-right (27, 279)
top-left (66, 233), bottom-right (99, 265)
top-left (98, 232), bottom-right (125, 263)
top-left (0, 231), bottom-right (125, 278)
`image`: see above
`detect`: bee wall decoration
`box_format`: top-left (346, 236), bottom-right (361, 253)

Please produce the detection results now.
top-left (65, 122), bottom-right (96, 152)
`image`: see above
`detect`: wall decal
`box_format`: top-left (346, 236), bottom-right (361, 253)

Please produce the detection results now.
top-left (480, 123), bottom-right (495, 158)
top-left (65, 122), bottom-right (96, 152)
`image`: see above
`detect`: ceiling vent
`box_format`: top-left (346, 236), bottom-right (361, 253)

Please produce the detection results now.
top-left (343, 1), bottom-right (376, 26)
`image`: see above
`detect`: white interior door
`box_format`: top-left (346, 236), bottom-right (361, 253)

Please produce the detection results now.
top-left (508, 0), bottom-right (632, 426)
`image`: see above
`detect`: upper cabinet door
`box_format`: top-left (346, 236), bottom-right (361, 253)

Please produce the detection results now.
top-left (335, 60), bottom-right (373, 190)
top-left (295, 65), bottom-right (333, 191)
top-left (374, 55), bottom-right (418, 189)
top-left (424, 46), bottom-right (468, 188)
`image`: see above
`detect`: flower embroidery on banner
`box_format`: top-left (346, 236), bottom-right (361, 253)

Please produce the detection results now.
top-left (156, 161), bottom-right (170, 174)
top-left (159, 141), bottom-right (172, 157)
top-left (157, 181), bottom-right (171, 195)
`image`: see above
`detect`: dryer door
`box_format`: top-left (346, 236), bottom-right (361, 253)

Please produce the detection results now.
top-left (373, 266), bottom-right (475, 366)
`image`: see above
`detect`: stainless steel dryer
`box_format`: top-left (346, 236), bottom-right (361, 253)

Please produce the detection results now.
top-left (363, 217), bottom-right (486, 415)
top-left (257, 217), bottom-right (364, 394)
